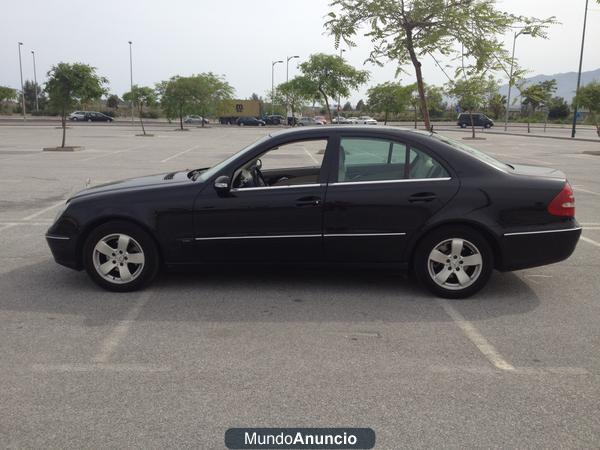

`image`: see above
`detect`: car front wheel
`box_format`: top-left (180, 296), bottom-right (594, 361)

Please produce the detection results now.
top-left (83, 221), bottom-right (159, 292)
top-left (414, 226), bottom-right (493, 299)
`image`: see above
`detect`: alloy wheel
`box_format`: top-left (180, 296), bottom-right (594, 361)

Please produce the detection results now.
top-left (427, 238), bottom-right (483, 290)
top-left (92, 233), bottom-right (145, 284)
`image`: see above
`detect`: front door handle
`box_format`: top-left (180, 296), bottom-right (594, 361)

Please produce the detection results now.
top-left (408, 192), bottom-right (437, 203)
top-left (296, 196), bottom-right (321, 207)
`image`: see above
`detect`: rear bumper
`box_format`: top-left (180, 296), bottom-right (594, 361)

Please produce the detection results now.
top-left (46, 235), bottom-right (82, 270)
top-left (498, 226), bottom-right (581, 271)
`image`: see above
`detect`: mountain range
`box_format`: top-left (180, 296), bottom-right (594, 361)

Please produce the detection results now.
top-left (499, 68), bottom-right (600, 103)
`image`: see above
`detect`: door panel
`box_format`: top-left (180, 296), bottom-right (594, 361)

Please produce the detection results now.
top-left (323, 136), bottom-right (459, 262)
top-left (193, 185), bottom-right (325, 262)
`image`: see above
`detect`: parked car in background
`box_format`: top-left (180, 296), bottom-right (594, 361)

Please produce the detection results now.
top-left (457, 113), bottom-right (494, 129)
top-left (83, 112), bottom-right (113, 122)
top-left (298, 117), bottom-right (323, 126)
top-left (332, 116), bottom-right (351, 124)
top-left (68, 111), bottom-right (86, 121)
top-left (358, 116), bottom-right (378, 125)
top-left (263, 115), bottom-right (286, 125)
top-left (236, 116), bottom-right (265, 126)
top-left (184, 115), bottom-right (209, 125)
top-left (314, 116), bottom-right (328, 125)
top-left (347, 117), bottom-right (360, 124)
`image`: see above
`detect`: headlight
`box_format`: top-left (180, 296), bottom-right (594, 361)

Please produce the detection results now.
top-left (54, 203), bottom-right (69, 223)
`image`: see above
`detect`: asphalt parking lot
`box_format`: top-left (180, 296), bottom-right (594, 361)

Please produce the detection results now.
top-left (1, 123), bottom-right (599, 448)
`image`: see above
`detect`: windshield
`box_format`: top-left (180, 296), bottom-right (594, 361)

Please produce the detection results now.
top-left (429, 134), bottom-right (509, 171)
top-left (191, 135), bottom-right (271, 182)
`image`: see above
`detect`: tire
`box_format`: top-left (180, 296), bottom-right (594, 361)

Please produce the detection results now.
top-left (83, 220), bottom-right (160, 292)
top-left (413, 225), bottom-right (493, 299)
top-left (87, 119), bottom-right (92, 122)
top-left (460, 123), bottom-right (467, 128)
top-left (484, 123), bottom-right (491, 129)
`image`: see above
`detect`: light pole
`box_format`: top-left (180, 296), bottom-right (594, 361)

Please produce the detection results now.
top-left (337, 48), bottom-right (346, 123)
top-left (128, 41), bottom-right (134, 125)
top-left (17, 42), bottom-right (25, 120)
top-left (31, 50), bottom-right (39, 112)
top-left (271, 60), bottom-right (283, 115)
top-left (504, 28), bottom-right (531, 131)
top-left (286, 55), bottom-right (299, 122)
top-left (571, 0), bottom-right (589, 138)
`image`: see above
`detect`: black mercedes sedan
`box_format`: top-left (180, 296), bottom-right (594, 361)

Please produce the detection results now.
top-left (46, 126), bottom-right (581, 298)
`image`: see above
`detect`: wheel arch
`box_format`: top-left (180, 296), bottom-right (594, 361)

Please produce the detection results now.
top-left (405, 220), bottom-right (502, 270)
top-left (75, 215), bottom-right (164, 268)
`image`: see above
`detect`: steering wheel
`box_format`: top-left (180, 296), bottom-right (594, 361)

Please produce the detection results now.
top-left (251, 160), bottom-right (266, 187)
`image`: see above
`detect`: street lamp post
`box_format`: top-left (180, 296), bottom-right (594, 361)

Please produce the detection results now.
top-left (571, 0), bottom-right (589, 138)
top-left (271, 60), bottom-right (283, 115)
top-left (31, 50), bottom-right (39, 112)
top-left (17, 42), bottom-right (25, 120)
top-left (286, 55), bottom-right (299, 123)
top-left (128, 41), bottom-right (134, 125)
top-left (337, 48), bottom-right (346, 124)
top-left (504, 29), bottom-right (530, 131)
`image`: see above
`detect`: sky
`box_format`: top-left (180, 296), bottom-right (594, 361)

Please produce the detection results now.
top-left (1, 0), bottom-right (599, 105)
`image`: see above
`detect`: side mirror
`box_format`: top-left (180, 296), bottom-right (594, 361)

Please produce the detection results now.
top-left (214, 175), bottom-right (231, 192)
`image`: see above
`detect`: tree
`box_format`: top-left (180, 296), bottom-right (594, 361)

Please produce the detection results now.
top-left (106, 94), bottom-right (120, 110)
top-left (575, 81), bottom-right (600, 137)
top-left (546, 96), bottom-right (570, 120)
top-left (0, 86), bottom-right (16, 113)
top-left (355, 99), bottom-right (365, 112)
top-left (447, 74), bottom-right (489, 138)
top-left (45, 63), bottom-right (106, 148)
top-left (367, 82), bottom-right (412, 124)
top-left (275, 77), bottom-right (313, 125)
top-left (22, 80), bottom-right (46, 112)
top-left (298, 53), bottom-right (369, 123)
top-left (326, 0), bottom-right (554, 131)
top-left (342, 101), bottom-right (352, 111)
top-left (425, 85), bottom-right (446, 118)
top-left (190, 73), bottom-right (234, 127)
top-left (487, 93), bottom-right (506, 120)
top-left (158, 73), bottom-right (233, 130)
top-left (520, 79), bottom-right (556, 132)
top-left (123, 85), bottom-right (157, 136)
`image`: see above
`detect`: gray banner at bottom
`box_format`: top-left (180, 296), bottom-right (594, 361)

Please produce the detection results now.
top-left (225, 428), bottom-right (375, 449)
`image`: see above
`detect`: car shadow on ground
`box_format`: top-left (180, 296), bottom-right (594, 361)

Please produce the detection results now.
top-left (0, 260), bottom-right (541, 326)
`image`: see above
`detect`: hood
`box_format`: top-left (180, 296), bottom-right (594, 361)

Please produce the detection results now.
top-left (70, 171), bottom-right (192, 200)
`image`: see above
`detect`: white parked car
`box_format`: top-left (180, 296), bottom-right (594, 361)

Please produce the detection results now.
top-left (331, 116), bottom-right (351, 124)
top-left (184, 115), bottom-right (209, 125)
top-left (358, 116), bottom-right (378, 125)
top-left (346, 117), bottom-right (360, 124)
top-left (68, 111), bottom-right (86, 121)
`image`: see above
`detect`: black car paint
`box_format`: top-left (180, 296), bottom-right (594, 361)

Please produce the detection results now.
top-left (46, 126), bottom-right (580, 274)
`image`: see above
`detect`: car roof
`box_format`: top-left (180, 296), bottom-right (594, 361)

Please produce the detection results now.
top-left (268, 125), bottom-right (433, 139)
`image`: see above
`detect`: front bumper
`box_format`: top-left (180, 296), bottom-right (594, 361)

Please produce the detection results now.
top-left (498, 226), bottom-right (582, 271)
top-left (46, 234), bottom-right (82, 270)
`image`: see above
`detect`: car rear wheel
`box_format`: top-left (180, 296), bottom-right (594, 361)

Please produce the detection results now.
top-left (414, 226), bottom-right (493, 299)
top-left (83, 221), bottom-right (159, 292)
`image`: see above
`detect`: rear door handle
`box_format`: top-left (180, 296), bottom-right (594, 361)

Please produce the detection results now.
top-left (296, 196), bottom-right (321, 207)
top-left (408, 192), bottom-right (437, 203)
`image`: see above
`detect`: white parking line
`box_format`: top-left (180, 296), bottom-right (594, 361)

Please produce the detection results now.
top-left (581, 236), bottom-right (600, 248)
top-left (80, 145), bottom-right (146, 162)
top-left (437, 299), bottom-right (515, 371)
top-left (91, 290), bottom-right (153, 363)
top-left (304, 149), bottom-right (320, 165)
top-left (160, 145), bottom-right (199, 163)
top-left (574, 187), bottom-right (600, 196)
top-left (21, 200), bottom-right (65, 221)
top-left (31, 363), bottom-right (170, 373)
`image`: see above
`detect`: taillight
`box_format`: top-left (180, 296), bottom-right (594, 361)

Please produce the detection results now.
top-left (547, 182), bottom-right (575, 217)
